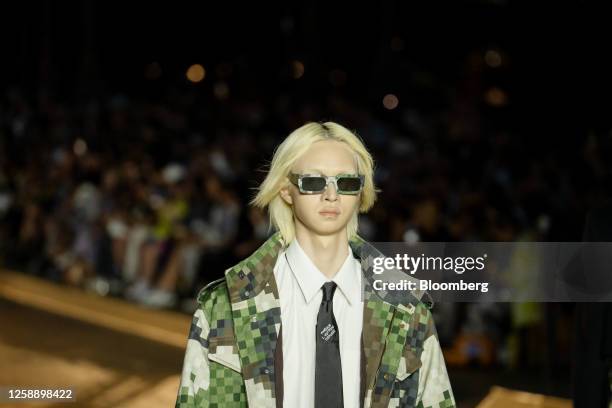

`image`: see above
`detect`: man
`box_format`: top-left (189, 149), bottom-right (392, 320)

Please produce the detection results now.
top-left (175, 122), bottom-right (456, 407)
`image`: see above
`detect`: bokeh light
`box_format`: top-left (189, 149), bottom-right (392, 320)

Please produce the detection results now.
top-left (383, 94), bottom-right (399, 110)
top-left (291, 60), bottom-right (304, 79)
top-left (186, 64), bottom-right (206, 83)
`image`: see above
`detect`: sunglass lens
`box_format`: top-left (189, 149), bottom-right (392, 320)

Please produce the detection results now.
top-left (337, 177), bottom-right (361, 192)
top-left (301, 176), bottom-right (327, 192)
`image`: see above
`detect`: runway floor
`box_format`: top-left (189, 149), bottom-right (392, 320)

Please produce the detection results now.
top-left (0, 297), bottom-right (184, 407)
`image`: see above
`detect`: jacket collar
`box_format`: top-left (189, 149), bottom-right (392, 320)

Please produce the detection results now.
top-left (225, 230), bottom-right (429, 309)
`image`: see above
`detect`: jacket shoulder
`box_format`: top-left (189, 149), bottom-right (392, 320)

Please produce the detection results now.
top-left (196, 277), bottom-right (232, 319)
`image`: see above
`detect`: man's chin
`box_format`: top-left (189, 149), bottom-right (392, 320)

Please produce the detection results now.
top-left (295, 216), bottom-right (349, 237)
top-left (306, 224), bottom-right (348, 237)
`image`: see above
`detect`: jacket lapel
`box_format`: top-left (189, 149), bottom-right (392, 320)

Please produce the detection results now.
top-left (353, 235), bottom-right (426, 408)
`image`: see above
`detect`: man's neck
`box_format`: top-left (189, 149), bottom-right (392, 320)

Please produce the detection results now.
top-left (294, 227), bottom-right (349, 280)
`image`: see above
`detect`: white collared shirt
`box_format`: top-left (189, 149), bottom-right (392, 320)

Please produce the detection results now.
top-left (273, 237), bottom-right (364, 408)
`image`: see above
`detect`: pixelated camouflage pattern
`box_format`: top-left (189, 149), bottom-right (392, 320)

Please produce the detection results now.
top-left (176, 231), bottom-right (456, 407)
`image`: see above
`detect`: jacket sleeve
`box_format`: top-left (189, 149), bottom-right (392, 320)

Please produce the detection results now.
top-left (415, 307), bottom-right (456, 408)
top-left (175, 304), bottom-right (212, 407)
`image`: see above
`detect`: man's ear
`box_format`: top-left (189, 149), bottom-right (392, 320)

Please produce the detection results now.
top-left (279, 178), bottom-right (293, 205)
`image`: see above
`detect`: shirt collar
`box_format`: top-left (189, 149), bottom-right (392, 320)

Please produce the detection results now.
top-left (285, 237), bottom-right (360, 306)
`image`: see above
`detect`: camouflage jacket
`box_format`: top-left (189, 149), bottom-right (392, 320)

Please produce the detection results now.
top-left (176, 231), bottom-right (456, 408)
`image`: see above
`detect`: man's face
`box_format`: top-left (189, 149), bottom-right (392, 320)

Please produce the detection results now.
top-left (280, 140), bottom-right (361, 237)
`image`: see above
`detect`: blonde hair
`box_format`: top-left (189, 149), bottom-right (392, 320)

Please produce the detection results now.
top-left (249, 121), bottom-right (380, 244)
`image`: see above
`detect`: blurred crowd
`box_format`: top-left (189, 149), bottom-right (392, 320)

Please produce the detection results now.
top-left (0, 55), bottom-right (608, 373)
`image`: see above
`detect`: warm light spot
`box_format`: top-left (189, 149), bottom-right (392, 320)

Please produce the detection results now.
top-left (484, 87), bottom-right (507, 107)
top-left (383, 94), bottom-right (399, 110)
top-left (291, 60), bottom-right (304, 79)
top-left (186, 64), bottom-right (206, 83)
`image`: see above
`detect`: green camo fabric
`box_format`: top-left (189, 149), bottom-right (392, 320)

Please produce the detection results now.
top-left (175, 231), bottom-right (456, 408)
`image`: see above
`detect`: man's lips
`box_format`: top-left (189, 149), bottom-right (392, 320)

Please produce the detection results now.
top-left (319, 209), bottom-right (340, 215)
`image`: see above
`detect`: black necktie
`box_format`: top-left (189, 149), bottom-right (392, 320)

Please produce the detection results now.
top-left (315, 281), bottom-right (343, 408)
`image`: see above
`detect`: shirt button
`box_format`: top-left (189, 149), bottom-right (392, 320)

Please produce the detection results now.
top-left (383, 373), bottom-right (390, 381)
top-left (238, 271), bottom-right (245, 279)
top-left (244, 290), bottom-right (250, 297)
top-left (251, 316), bottom-right (257, 322)
top-left (263, 368), bottom-right (270, 374)
top-left (400, 322), bottom-right (406, 329)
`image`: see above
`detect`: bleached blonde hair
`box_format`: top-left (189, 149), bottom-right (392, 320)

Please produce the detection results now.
top-left (249, 121), bottom-right (380, 245)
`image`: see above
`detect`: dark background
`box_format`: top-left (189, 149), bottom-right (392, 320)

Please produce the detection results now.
top-left (1, 1), bottom-right (611, 406)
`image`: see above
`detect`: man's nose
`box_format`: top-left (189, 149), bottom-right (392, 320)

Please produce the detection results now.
top-left (323, 181), bottom-right (338, 200)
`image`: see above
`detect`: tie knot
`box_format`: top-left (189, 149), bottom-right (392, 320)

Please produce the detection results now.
top-left (321, 281), bottom-right (337, 302)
